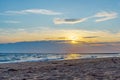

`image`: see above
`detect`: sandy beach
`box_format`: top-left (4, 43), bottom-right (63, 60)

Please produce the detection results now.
top-left (0, 57), bottom-right (120, 80)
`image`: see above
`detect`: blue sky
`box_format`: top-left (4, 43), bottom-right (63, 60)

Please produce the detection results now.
top-left (0, 0), bottom-right (120, 43)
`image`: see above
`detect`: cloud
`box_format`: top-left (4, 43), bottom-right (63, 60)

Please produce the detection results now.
top-left (0, 27), bottom-right (120, 43)
top-left (54, 18), bottom-right (87, 24)
top-left (57, 37), bottom-right (66, 39)
top-left (53, 11), bottom-right (118, 24)
top-left (94, 11), bottom-right (117, 22)
top-left (2, 9), bottom-right (62, 15)
top-left (83, 36), bottom-right (99, 38)
top-left (4, 20), bottom-right (20, 24)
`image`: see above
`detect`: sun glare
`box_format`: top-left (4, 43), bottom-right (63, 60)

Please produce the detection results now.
top-left (68, 35), bottom-right (79, 44)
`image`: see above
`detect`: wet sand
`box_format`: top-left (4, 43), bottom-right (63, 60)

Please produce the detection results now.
top-left (0, 57), bottom-right (120, 80)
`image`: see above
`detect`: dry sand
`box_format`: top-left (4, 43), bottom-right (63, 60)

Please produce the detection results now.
top-left (0, 57), bottom-right (120, 80)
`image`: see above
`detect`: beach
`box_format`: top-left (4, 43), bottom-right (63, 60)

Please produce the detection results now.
top-left (0, 57), bottom-right (120, 80)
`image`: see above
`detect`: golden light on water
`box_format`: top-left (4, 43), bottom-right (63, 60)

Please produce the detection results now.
top-left (65, 53), bottom-right (81, 60)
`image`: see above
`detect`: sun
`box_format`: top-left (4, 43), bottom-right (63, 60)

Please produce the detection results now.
top-left (68, 35), bottom-right (79, 44)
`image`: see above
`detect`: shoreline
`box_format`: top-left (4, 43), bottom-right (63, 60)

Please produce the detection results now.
top-left (0, 57), bottom-right (120, 80)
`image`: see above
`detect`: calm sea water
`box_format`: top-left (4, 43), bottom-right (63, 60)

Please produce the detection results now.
top-left (0, 53), bottom-right (120, 63)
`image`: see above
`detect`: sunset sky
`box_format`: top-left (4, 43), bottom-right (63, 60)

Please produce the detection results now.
top-left (0, 0), bottom-right (120, 45)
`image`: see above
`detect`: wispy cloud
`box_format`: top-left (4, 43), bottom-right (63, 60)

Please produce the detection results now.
top-left (83, 36), bottom-right (99, 38)
top-left (4, 20), bottom-right (20, 24)
top-left (53, 11), bottom-right (118, 25)
top-left (94, 11), bottom-right (117, 22)
top-left (54, 18), bottom-right (87, 24)
top-left (1, 9), bottom-right (62, 15)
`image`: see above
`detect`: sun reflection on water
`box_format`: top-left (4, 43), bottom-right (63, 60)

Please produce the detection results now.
top-left (65, 53), bottom-right (81, 60)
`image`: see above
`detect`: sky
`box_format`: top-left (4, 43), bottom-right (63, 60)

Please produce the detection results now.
top-left (0, 0), bottom-right (120, 53)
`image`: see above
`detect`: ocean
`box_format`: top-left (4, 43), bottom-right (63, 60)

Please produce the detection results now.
top-left (0, 53), bottom-right (120, 63)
